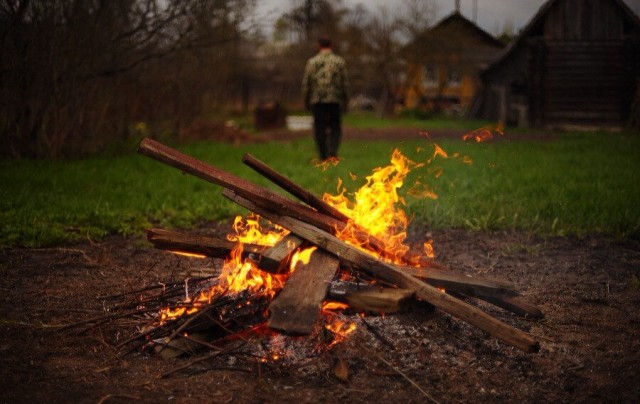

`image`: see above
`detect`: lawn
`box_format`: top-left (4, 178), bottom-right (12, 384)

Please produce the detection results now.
top-left (1, 126), bottom-right (639, 248)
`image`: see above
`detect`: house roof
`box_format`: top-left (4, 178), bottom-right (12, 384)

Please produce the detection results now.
top-left (402, 11), bottom-right (504, 61)
top-left (484, 0), bottom-right (640, 74)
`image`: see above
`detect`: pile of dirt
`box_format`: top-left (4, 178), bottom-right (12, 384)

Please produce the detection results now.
top-left (1, 226), bottom-right (638, 403)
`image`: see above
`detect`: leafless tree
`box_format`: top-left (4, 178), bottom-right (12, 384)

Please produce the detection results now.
top-left (0, 0), bottom-right (256, 158)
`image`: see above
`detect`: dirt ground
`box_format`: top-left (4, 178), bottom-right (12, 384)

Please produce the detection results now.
top-left (1, 225), bottom-right (639, 403)
top-left (1, 128), bottom-right (638, 403)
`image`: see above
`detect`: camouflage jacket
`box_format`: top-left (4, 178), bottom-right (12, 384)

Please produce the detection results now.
top-left (302, 49), bottom-right (349, 109)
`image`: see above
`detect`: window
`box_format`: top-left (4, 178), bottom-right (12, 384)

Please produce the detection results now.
top-left (447, 68), bottom-right (461, 87)
top-left (423, 65), bottom-right (438, 88)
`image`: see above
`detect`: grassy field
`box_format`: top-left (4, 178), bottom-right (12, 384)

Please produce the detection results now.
top-left (1, 127), bottom-right (639, 248)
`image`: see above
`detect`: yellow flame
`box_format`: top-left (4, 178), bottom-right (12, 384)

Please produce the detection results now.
top-left (228, 213), bottom-right (288, 246)
top-left (322, 301), bottom-right (349, 311)
top-left (323, 148), bottom-right (425, 262)
top-left (289, 246), bottom-right (317, 273)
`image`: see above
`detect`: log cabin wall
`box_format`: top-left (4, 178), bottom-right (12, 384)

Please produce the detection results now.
top-left (475, 0), bottom-right (640, 130)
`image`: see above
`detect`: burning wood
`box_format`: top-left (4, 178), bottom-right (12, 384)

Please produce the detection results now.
top-left (268, 248), bottom-right (340, 335)
top-left (132, 138), bottom-right (541, 359)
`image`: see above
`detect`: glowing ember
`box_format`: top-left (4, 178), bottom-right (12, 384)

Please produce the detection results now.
top-left (168, 251), bottom-right (207, 259)
top-left (322, 301), bottom-right (349, 311)
top-left (462, 121), bottom-right (504, 143)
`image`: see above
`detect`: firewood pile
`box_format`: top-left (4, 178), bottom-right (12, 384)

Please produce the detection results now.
top-left (82, 138), bottom-right (542, 376)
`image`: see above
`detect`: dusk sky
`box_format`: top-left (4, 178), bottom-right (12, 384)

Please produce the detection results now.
top-left (257, 0), bottom-right (640, 37)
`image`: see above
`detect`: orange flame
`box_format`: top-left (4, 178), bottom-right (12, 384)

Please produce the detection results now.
top-left (322, 301), bottom-right (349, 311)
top-left (323, 148), bottom-right (428, 262)
top-left (314, 157), bottom-right (341, 171)
top-left (324, 319), bottom-right (357, 348)
top-left (168, 251), bottom-right (207, 259)
top-left (159, 214), bottom-right (288, 323)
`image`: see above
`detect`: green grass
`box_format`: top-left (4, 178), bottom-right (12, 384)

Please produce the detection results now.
top-left (343, 111), bottom-right (494, 131)
top-left (1, 130), bottom-right (639, 248)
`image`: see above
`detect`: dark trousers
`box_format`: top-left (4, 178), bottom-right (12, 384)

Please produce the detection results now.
top-left (311, 103), bottom-right (342, 160)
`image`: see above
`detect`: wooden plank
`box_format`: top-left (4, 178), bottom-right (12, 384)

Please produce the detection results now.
top-left (342, 288), bottom-right (415, 314)
top-left (267, 248), bottom-right (340, 335)
top-left (242, 153), bottom-right (350, 222)
top-left (226, 190), bottom-right (540, 353)
top-left (145, 228), bottom-right (273, 262)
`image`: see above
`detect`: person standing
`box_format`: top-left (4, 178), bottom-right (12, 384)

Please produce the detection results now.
top-left (302, 36), bottom-right (349, 161)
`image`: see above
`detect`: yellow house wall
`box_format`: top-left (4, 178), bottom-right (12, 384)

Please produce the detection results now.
top-left (403, 64), bottom-right (479, 110)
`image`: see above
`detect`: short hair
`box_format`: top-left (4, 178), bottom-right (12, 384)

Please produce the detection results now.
top-left (318, 36), bottom-right (332, 48)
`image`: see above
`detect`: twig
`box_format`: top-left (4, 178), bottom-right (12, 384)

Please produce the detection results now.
top-left (161, 341), bottom-right (247, 378)
top-left (358, 316), bottom-right (396, 350)
top-left (97, 393), bottom-right (141, 403)
top-left (371, 350), bottom-right (440, 404)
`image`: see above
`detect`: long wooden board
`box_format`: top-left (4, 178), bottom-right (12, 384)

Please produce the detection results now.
top-left (268, 248), bottom-right (340, 335)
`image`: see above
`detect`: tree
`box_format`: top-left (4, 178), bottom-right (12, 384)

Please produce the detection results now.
top-left (0, 0), bottom-right (257, 158)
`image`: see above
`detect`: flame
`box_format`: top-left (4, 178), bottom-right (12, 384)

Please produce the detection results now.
top-left (321, 301), bottom-right (357, 348)
top-left (159, 214), bottom-right (289, 323)
top-left (314, 156), bottom-right (341, 171)
top-left (323, 148), bottom-right (426, 262)
top-left (322, 301), bottom-right (349, 311)
top-left (289, 246), bottom-right (317, 273)
top-left (324, 318), bottom-right (357, 349)
top-left (227, 213), bottom-right (288, 246)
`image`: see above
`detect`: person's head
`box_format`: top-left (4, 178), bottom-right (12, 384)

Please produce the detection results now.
top-left (318, 36), bottom-right (332, 49)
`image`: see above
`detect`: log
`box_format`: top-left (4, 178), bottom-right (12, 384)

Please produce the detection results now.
top-left (145, 228), bottom-right (281, 273)
top-left (470, 293), bottom-right (544, 319)
top-left (225, 190), bottom-right (540, 353)
top-left (268, 248), bottom-right (340, 335)
top-left (328, 282), bottom-right (415, 314)
top-left (397, 265), bottom-right (517, 297)
top-left (242, 153), bottom-right (350, 222)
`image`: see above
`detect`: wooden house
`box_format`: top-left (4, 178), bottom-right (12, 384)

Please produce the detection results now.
top-left (400, 11), bottom-right (505, 114)
top-left (473, 0), bottom-right (640, 129)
